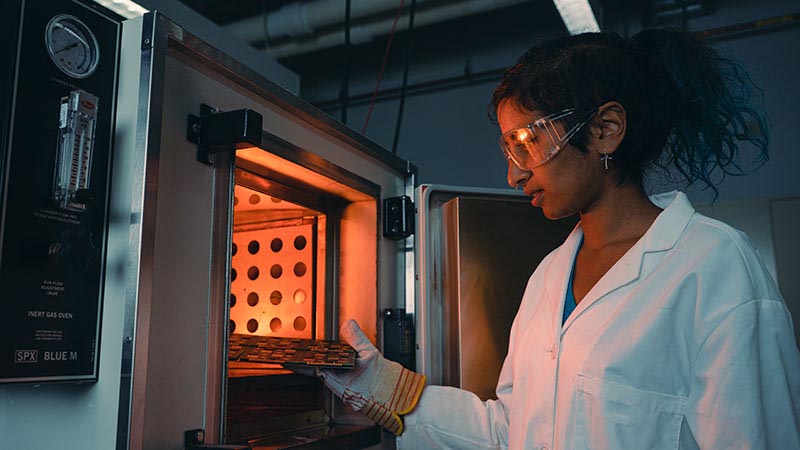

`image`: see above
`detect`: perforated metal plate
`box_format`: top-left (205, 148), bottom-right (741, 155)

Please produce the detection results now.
top-left (230, 186), bottom-right (315, 339)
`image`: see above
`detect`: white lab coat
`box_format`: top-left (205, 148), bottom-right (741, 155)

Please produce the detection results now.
top-left (398, 191), bottom-right (800, 450)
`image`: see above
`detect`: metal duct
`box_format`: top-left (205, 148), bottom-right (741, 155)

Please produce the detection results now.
top-left (224, 0), bottom-right (531, 59)
top-left (224, 0), bottom-right (435, 43)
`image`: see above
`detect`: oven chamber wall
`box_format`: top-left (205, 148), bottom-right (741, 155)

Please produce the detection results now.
top-left (112, 13), bottom-right (415, 450)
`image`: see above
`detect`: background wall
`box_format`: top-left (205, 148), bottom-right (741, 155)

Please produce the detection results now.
top-left (307, 0), bottom-right (799, 203)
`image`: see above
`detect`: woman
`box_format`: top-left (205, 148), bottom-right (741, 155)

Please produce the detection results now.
top-left (309, 29), bottom-right (800, 449)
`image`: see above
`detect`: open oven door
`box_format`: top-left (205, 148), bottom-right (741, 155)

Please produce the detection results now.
top-left (414, 185), bottom-right (577, 401)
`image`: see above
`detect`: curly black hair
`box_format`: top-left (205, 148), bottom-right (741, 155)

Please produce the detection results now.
top-left (489, 28), bottom-right (769, 198)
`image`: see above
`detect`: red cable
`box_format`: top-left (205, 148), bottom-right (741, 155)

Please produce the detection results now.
top-left (361, 0), bottom-right (405, 135)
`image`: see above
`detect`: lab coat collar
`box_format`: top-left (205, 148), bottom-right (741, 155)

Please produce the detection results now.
top-left (641, 190), bottom-right (695, 252)
top-left (548, 191), bottom-right (695, 333)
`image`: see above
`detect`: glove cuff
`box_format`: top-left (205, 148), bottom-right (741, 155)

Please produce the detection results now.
top-left (389, 368), bottom-right (426, 415)
top-left (362, 400), bottom-right (405, 435)
top-left (342, 368), bottom-right (426, 436)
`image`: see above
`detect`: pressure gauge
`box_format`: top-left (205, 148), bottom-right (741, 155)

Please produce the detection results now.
top-left (45, 15), bottom-right (100, 79)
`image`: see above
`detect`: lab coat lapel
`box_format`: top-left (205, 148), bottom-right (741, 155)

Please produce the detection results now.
top-left (562, 241), bottom-right (645, 332)
top-left (561, 191), bottom-right (695, 332)
top-left (544, 227), bottom-right (583, 336)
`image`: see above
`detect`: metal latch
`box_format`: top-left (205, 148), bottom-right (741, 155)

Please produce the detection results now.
top-left (184, 429), bottom-right (251, 450)
top-left (383, 308), bottom-right (415, 370)
top-left (383, 195), bottom-right (414, 240)
top-left (186, 104), bottom-right (263, 165)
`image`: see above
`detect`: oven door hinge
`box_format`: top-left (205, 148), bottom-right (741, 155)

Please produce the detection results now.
top-left (184, 429), bottom-right (251, 450)
top-left (383, 195), bottom-right (414, 240)
top-left (186, 104), bottom-right (263, 165)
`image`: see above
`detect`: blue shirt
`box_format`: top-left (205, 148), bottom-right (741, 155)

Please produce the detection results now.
top-left (563, 237), bottom-right (583, 325)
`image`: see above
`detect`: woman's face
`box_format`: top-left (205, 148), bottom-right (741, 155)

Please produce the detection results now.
top-left (497, 100), bottom-right (608, 220)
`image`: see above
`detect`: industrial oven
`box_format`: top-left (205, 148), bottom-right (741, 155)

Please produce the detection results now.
top-left (0, 1), bottom-right (575, 449)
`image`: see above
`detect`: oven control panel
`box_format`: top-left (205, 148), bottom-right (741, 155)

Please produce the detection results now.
top-left (0, 0), bottom-right (120, 383)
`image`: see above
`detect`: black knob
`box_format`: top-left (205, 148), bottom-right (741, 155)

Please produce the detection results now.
top-left (48, 228), bottom-right (97, 271)
top-left (70, 188), bottom-right (96, 205)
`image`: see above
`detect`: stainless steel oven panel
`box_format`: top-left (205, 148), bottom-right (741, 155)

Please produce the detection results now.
top-left (114, 13), bottom-right (159, 450)
top-left (126, 29), bottom-right (232, 450)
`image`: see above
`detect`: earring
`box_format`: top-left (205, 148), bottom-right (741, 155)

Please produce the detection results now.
top-left (600, 147), bottom-right (612, 170)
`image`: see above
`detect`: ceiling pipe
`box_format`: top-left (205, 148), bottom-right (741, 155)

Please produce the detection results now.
top-left (247, 0), bottom-right (531, 59)
top-left (224, 0), bottom-right (436, 43)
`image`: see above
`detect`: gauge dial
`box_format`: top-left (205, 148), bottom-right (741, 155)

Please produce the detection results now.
top-left (45, 15), bottom-right (100, 79)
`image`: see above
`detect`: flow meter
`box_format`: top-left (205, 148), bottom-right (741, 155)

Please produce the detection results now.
top-left (53, 89), bottom-right (98, 211)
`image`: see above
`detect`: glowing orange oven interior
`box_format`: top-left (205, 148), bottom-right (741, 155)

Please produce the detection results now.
top-left (225, 184), bottom-right (327, 445)
top-left (222, 147), bottom-right (380, 447)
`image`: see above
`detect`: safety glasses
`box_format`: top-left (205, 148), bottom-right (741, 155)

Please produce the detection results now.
top-left (499, 108), bottom-right (597, 170)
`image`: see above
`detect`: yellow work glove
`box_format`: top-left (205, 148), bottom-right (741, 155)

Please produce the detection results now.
top-left (314, 319), bottom-right (426, 435)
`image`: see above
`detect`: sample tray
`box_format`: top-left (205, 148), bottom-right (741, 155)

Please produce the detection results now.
top-left (228, 333), bottom-right (356, 369)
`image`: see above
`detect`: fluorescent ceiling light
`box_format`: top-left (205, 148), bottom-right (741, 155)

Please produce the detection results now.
top-left (93, 0), bottom-right (148, 20)
top-left (552, 0), bottom-right (600, 34)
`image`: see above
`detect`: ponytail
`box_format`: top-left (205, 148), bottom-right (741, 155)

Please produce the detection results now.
top-left (630, 28), bottom-right (769, 197)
